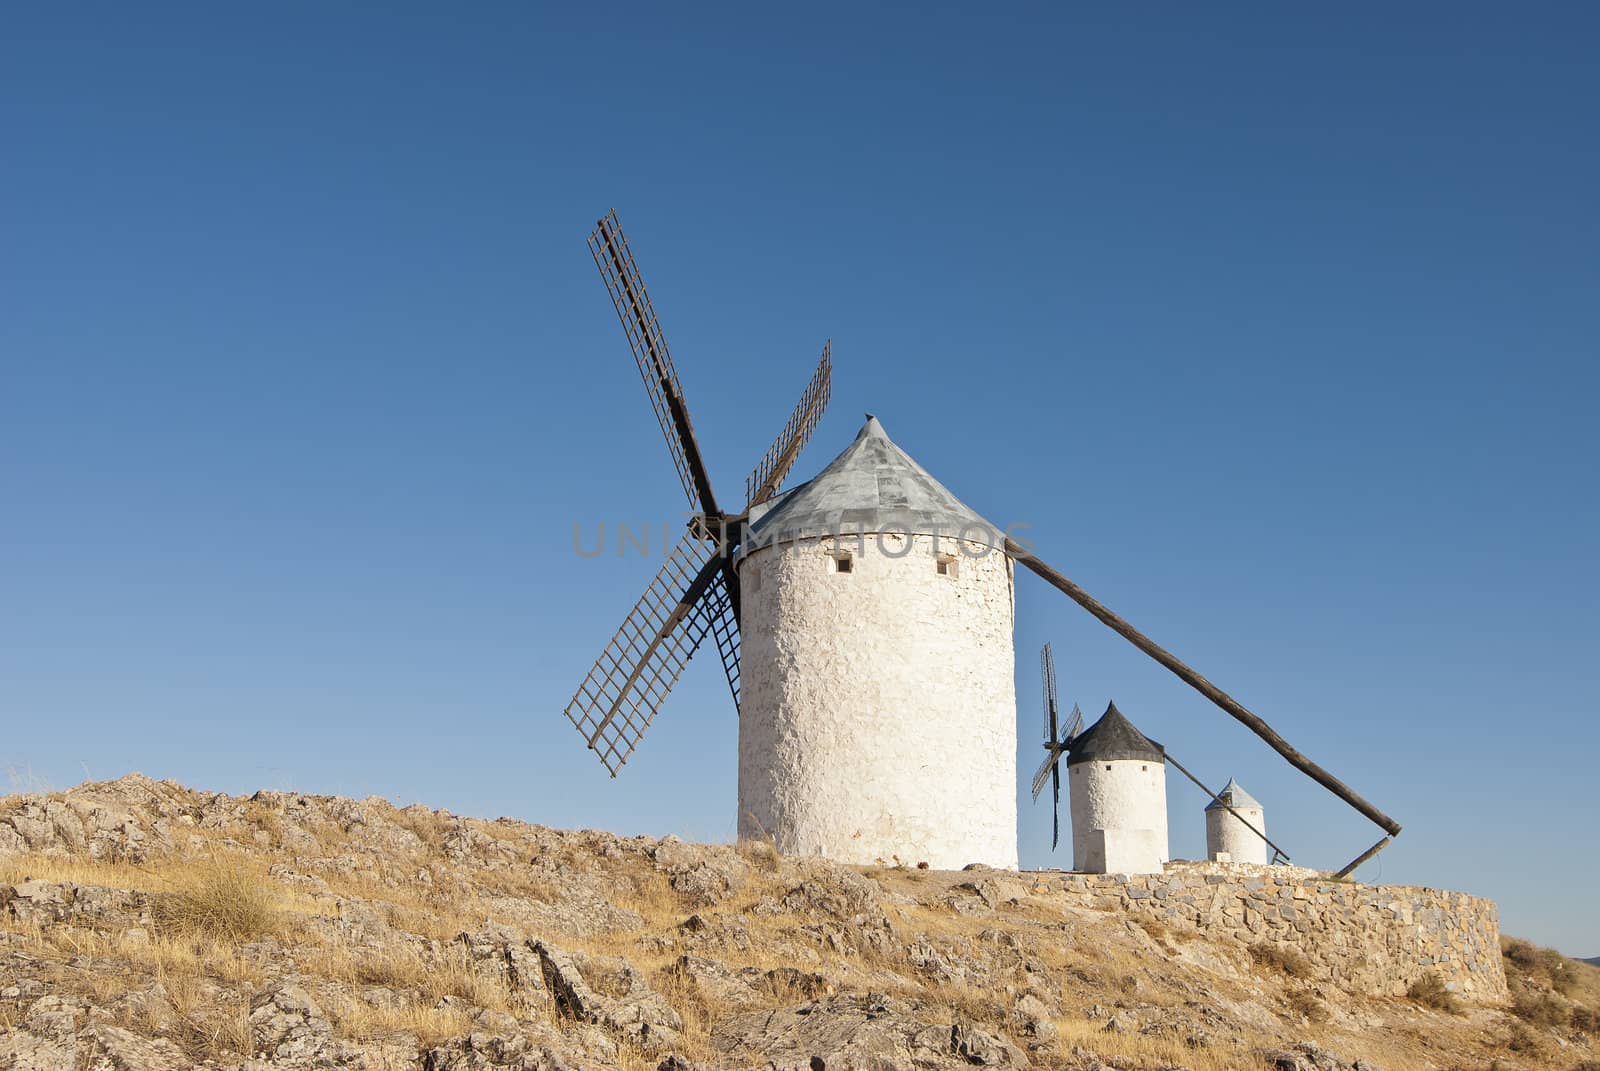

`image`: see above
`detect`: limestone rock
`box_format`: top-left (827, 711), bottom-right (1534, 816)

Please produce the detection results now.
top-left (1262, 1041), bottom-right (1385, 1071)
top-left (79, 1022), bottom-right (193, 1070)
top-left (0, 1028), bottom-right (74, 1071)
top-left (249, 983), bottom-right (341, 1066)
top-left (458, 926), bottom-right (549, 999)
top-left (668, 954), bottom-right (827, 1009)
top-left (421, 1028), bottom-right (594, 1071)
top-left (535, 941), bottom-right (682, 1052)
top-left (714, 993), bottom-right (1029, 1070)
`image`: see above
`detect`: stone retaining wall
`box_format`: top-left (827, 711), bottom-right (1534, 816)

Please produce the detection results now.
top-left (1034, 862), bottom-right (1506, 999)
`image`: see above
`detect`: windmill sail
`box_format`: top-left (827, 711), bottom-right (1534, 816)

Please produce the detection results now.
top-left (703, 570), bottom-right (740, 709)
top-left (588, 210), bottom-right (721, 520)
top-left (1029, 749), bottom-right (1059, 801)
top-left (562, 528), bottom-right (727, 775)
top-left (1031, 643), bottom-right (1073, 849)
top-left (1063, 702), bottom-right (1084, 744)
top-left (746, 342), bottom-right (832, 509)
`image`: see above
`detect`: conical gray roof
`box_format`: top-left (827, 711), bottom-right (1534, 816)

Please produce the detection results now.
top-left (1065, 701), bottom-right (1165, 766)
top-left (1205, 778), bottom-right (1262, 811)
top-left (744, 416), bottom-right (1002, 550)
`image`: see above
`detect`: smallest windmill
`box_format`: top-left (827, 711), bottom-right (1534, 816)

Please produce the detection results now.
top-left (1030, 642), bottom-right (1083, 849)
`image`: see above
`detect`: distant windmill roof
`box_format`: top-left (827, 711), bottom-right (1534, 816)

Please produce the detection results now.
top-left (1065, 701), bottom-right (1165, 766)
top-left (744, 416), bottom-right (1002, 550)
top-left (1205, 778), bottom-right (1262, 811)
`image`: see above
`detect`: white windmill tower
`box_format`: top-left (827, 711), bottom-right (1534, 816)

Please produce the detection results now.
top-left (736, 416), bottom-right (1017, 869)
top-left (1065, 701), bottom-right (1168, 875)
top-left (1206, 778), bottom-right (1268, 864)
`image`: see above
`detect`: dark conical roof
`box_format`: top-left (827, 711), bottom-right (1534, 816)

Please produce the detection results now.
top-left (1065, 701), bottom-right (1165, 766)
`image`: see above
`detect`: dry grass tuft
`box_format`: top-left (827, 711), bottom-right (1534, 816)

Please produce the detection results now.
top-left (610, 871), bottom-right (687, 925)
top-left (1502, 937), bottom-right (1589, 997)
top-left (1132, 915), bottom-right (1180, 951)
top-left (736, 837), bottom-right (781, 874)
top-left (153, 969), bottom-right (252, 1061)
top-left (1510, 989), bottom-right (1570, 1028)
top-left (651, 968), bottom-right (715, 1063)
top-left (301, 936), bottom-right (514, 1012)
top-left (153, 857), bottom-right (282, 942)
top-left (1406, 971), bottom-right (1461, 1014)
top-left (920, 975), bottom-right (1008, 1025)
top-left (1249, 942), bottom-right (1313, 979)
top-left (1286, 988), bottom-right (1330, 1022)
top-left (1050, 1017), bottom-right (1251, 1071)
top-left (327, 993), bottom-right (479, 1047)
top-left (1505, 1020), bottom-right (1545, 1056)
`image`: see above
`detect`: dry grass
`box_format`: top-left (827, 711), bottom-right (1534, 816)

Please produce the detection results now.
top-left (324, 992), bottom-right (479, 1047)
top-left (1502, 936), bottom-right (1600, 1004)
top-left (1249, 941), bottom-right (1313, 979)
top-left (1050, 1016), bottom-right (1253, 1071)
top-left (1132, 914), bottom-right (1176, 950)
top-left (1287, 988), bottom-right (1331, 1023)
top-left (1406, 971), bottom-right (1461, 1014)
top-left (1500, 936), bottom-right (1600, 1044)
top-left (299, 933), bottom-right (515, 1012)
top-left (608, 870), bottom-right (687, 924)
top-left (1, 852), bottom-right (168, 896)
top-left (651, 968), bottom-right (714, 1063)
top-left (1505, 1020), bottom-right (1546, 1056)
top-left (1510, 989), bottom-right (1570, 1028)
top-left (919, 975), bottom-right (1009, 1025)
top-left (153, 856), bottom-right (282, 942)
top-left (735, 837), bottom-right (780, 874)
top-left (159, 972), bottom-right (252, 1061)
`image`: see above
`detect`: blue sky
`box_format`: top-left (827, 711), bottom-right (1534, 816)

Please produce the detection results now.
top-left (2, 5), bottom-right (1596, 953)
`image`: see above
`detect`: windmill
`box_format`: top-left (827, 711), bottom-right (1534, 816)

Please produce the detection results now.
top-left (561, 211), bottom-right (1400, 877)
top-left (560, 210), bottom-right (831, 775)
top-left (1029, 643), bottom-right (1082, 849)
top-left (1029, 641), bottom-right (1294, 867)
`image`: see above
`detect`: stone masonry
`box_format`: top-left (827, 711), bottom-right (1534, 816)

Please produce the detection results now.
top-left (1031, 861), bottom-right (1507, 999)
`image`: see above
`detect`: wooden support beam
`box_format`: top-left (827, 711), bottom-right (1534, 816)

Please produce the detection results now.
top-left (1333, 835), bottom-right (1393, 880)
top-left (1007, 541), bottom-right (1402, 838)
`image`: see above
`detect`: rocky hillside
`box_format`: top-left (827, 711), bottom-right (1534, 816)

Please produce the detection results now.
top-left (1, 775), bottom-right (1596, 1071)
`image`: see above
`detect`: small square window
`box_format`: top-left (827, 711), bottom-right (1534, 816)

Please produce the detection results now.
top-left (833, 554), bottom-right (853, 574)
top-left (935, 554), bottom-right (958, 578)
top-left (1104, 765), bottom-right (1112, 772)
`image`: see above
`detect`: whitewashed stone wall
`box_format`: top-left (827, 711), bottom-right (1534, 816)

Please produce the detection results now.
top-left (1069, 758), bottom-right (1168, 874)
top-left (737, 533), bottom-right (1017, 870)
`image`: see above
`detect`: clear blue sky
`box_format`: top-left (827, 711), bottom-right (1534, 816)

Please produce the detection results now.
top-left (3, 6), bottom-right (1596, 954)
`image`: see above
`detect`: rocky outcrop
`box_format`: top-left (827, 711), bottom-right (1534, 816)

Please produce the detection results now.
top-left (533, 940), bottom-right (682, 1051)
